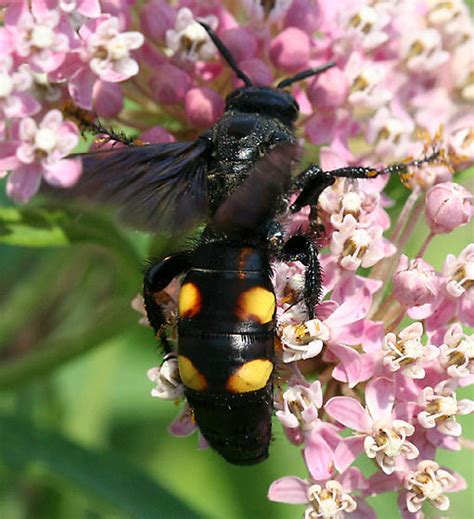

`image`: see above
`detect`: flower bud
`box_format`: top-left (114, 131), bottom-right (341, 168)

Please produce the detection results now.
top-left (393, 255), bottom-right (438, 307)
top-left (269, 27), bottom-right (310, 72)
top-left (150, 64), bottom-right (191, 105)
top-left (221, 27), bottom-right (258, 62)
top-left (425, 182), bottom-right (472, 234)
top-left (184, 87), bottom-right (224, 128)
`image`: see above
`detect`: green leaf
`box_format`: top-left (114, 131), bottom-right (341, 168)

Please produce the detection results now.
top-left (0, 204), bottom-right (142, 270)
top-left (0, 206), bottom-right (69, 247)
top-left (0, 414), bottom-right (200, 519)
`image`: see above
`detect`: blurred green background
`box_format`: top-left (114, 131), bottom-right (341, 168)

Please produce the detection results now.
top-left (0, 163), bottom-right (473, 519)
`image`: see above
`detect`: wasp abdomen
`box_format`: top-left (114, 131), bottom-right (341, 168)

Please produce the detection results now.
top-left (177, 244), bottom-right (275, 464)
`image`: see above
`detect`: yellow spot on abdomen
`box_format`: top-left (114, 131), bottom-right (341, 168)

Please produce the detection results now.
top-left (236, 286), bottom-right (275, 323)
top-left (226, 359), bottom-right (273, 393)
top-left (178, 282), bottom-right (202, 318)
top-left (178, 355), bottom-right (208, 391)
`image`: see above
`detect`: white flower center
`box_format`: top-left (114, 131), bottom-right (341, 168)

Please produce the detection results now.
top-left (109, 39), bottom-right (128, 60)
top-left (307, 482), bottom-right (357, 519)
top-left (373, 426), bottom-right (405, 457)
top-left (35, 128), bottom-right (57, 151)
top-left (350, 6), bottom-right (378, 33)
top-left (341, 192), bottom-right (362, 214)
top-left (343, 229), bottom-right (370, 258)
top-left (427, 395), bottom-right (458, 419)
top-left (31, 25), bottom-right (55, 49)
top-left (0, 73), bottom-right (14, 97)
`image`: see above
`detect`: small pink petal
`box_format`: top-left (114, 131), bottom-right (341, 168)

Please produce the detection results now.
top-left (185, 87), bottom-right (224, 129)
top-left (366, 471), bottom-right (403, 496)
top-left (325, 396), bottom-right (371, 432)
top-left (330, 343), bottom-right (368, 388)
top-left (69, 68), bottom-right (97, 110)
top-left (139, 126), bottom-right (175, 144)
top-left (0, 142), bottom-right (21, 171)
top-left (267, 476), bottom-right (308, 504)
top-left (337, 467), bottom-right (367, 493)
top-left (168, 405), bottom-right (196, 437)
top-left (365, 377), bottom-right (395, 422)
top-left (93, 81), bottom-right (123, 118)
top-left (304, 436), bottom-right (334, 481)
top-left (6, 165), bottom-right (42, 203)
top-left (350, 498), bottom-right (377, 519)
top-left (78, 0), bottom-right (101, 17)
top-left (334, 436), bottom-right (365, 473)
top-left (43, 158), bottom-right (82, 188)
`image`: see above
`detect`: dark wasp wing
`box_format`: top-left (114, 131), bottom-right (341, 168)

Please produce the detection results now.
top-left (211, 143), bottom-right (300, 233)
top-left (43, 139), bottom-right (211, 233)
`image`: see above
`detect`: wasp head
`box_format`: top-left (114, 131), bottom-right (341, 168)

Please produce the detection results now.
top-left (225, 86), bottom-right (300, 125)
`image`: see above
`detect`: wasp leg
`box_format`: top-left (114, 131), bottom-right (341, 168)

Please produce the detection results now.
top-left (278, 235), bottom-right (322, 319)
top-left (290, 162), bottom-right (409, 214)
top-left (144, 253), bottom-right (191, 354)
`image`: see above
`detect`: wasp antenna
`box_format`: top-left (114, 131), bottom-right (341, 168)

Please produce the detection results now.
top-left (199, 21), bottom-right (253, 87)
top-left (276, 61), bottom-right (336, 89)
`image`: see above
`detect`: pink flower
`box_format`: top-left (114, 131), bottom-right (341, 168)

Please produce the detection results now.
top-left (403, 460), bottom-right (457, 513)
top-left (269, 27), bottom-right (311, 72)
top-left (338, 3), bottom-right (391, 52)
top-left (443, 244), bottom-right (474, 299)
top-left (165, 7), bottom-right (217, 61)
top-left (268, 437), bottom-right (375, 519)
top-left (425, 182), bottom-right (472, 234)
top-left (147, 355), bottom-right (184, 401)
top-left (438, 323), bottom-right (473, 380)
top-left (401, 29), bottom-right (449, 73)
top-left (184, 87), bottom-right (225, 128)
top-left (326, 378), bottom-right (419, 475)
top-left (56, 0), bottom-right (101, 17)
top-left (6, 0), bottom-right (70, 73)
top-left (330, 214), bottom-right (394, 271)
top-left (418, 379), bottom-right (474, 436)
top-left (392, 255), bottom-right (439, 308)
top-left (60, 15), bottom-right (144, 109)
top-left (243, 0), bottom-right (292, 24)
top-left (366, 105), bottom-right (415, 159)
top-left (149, 63), bottom-right (192, 105)
top-left (1, 109), bottom-right (81, 202)
top-left (344, 52), bottom-right (393, 112)
top-left (0, 56), bottom-right (39, 118)
top-left (275, 379), bottom-right (323, 433)
top-left (382, 322), bottom-right (439, 379)
top-left (280, 319), bottom-right (329, 362)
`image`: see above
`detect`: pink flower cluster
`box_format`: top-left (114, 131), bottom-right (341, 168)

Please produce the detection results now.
top-left (0, 0), bottom-right (144, 201)
top-left (2, 1), bottom-right (472, 517)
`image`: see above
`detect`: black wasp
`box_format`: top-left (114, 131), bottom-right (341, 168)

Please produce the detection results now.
top-left (51, 23), bottom-right (438, 464)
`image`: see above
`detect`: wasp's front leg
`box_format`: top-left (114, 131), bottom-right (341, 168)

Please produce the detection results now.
top-left (143, 253), bottom-right (191, 354)
top-left (275, 234), bottom-right (322, 319)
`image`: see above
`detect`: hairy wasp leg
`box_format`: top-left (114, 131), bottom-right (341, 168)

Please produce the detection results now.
top-left (290, 165), bottom-right (335, 214)
top-left (290, 162), bottom-right (409, 214)
top-left (143, 253), bottom-right (191, 354)
top-left (278, 235), bottom-right (322, 320)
